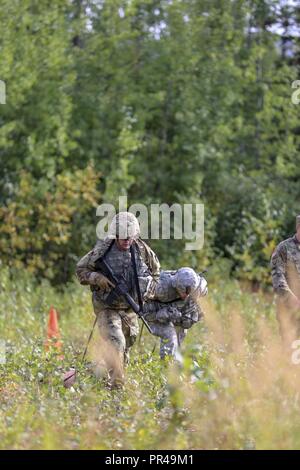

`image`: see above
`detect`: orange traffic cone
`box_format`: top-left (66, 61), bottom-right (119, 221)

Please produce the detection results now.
top-left (45, 306), bottom-right (63, 353)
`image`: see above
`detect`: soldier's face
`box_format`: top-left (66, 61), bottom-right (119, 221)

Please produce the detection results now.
top-left (177, 287), bottom-right (192, 300)
top-left (179, 292), bottom-right (188, 300)
top-left (116, 237), bottom-right (134, 251)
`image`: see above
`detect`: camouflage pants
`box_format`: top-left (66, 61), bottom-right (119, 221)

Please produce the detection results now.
top-left (276, 299), bottom-right (300, 349)
top-left (149, 322), bottom-right (187, 359)
top-left (93, 297), bottom-right (139, 384)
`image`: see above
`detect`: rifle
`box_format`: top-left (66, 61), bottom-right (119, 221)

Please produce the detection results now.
top-left (94, 256), bottom-right (153, 334)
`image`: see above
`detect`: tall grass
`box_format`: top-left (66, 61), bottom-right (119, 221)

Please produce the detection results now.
top-left (0, 267), bottom-right (299, 449)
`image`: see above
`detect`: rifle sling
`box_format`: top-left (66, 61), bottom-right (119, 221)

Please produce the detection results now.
top-left (130, 243), bottom-right (144, 313)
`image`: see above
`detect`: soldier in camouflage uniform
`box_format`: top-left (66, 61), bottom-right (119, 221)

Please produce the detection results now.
top-left (142, 268), bottom-right (208, 359)
top-left (76, 212), bottom-right (160, 387)
top-left (271, 215), bottom-right (300, 347)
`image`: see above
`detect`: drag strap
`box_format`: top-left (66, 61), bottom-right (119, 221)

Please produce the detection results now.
top-left (130, 243), bottom-right (144, 313)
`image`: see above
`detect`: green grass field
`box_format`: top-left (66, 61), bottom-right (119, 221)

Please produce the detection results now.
top-left (1, 267), bottom-right (300, 450)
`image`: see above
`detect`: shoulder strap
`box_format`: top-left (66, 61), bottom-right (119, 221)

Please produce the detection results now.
top-left (136, 238), bottom-right (160, 278)
top-left (130, 243), bottom-right (144, 312)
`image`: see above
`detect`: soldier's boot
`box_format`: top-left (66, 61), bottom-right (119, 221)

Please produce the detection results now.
top-left (109, 369), bottom-right (125, 389)
top-left (111, 377), bottom-right (125, 390)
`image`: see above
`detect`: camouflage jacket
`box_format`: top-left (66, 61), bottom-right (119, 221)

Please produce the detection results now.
top-left (76, 238), bottom-right (160, 309)
top-left (270, 235), bottom-right (300, 301)
top-left (143, 269), bottom-right (204, 329)
top-left (154, 269), bottom-right (206, 303)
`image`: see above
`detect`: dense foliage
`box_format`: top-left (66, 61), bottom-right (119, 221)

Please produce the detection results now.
top-left (0, 0), bottom-right (299, 283)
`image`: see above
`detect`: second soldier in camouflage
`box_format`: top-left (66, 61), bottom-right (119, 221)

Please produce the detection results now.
top-left (271, 215), bottom-right (300, 347)
top-left (142, 268), bottom-right (208, 359)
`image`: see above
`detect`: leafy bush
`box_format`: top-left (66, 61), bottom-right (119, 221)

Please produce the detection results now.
top-left (0, 165), bottom-right (100, 283)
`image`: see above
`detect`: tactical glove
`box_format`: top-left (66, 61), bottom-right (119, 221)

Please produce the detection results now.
top-left (89, 272), bottom-right (114, 290)
top-left (156, 306), bottom-right (182, 324)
